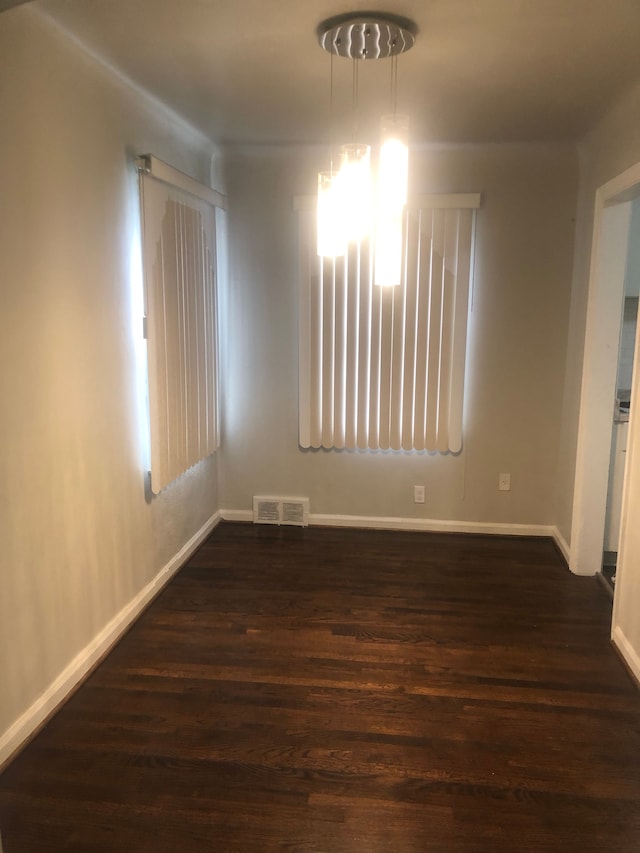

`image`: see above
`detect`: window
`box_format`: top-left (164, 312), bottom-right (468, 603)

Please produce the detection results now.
top-left (298, 195), bottom-right (479, 452)
top-left (138, 155), bottom-right (226, 493)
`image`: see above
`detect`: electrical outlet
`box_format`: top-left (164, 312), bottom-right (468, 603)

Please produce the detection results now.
top-left (414, 485), bottom-right (425, 503)
top-left (499, 473), bottom-right (511, 491)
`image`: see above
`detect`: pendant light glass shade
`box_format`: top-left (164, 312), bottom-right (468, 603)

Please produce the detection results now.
top-left (378, 114), bottom-right (409, 208)
top-left (317, 171), bottom-right (346, 257)
top-left (338, 143), bottom-right (372, 243)
top-left (374, 213), bottom-right (404, 287)
top-left (374, 114), bottom-right (409, 286)
top-left (316, 15), bottom-right (416, 265)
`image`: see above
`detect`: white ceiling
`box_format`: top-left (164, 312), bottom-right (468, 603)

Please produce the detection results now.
top-left (8, 0), bottom-right (640, 145)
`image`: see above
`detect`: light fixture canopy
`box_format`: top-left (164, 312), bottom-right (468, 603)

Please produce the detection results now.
top-left (317, 13), bottom-right (417, 59)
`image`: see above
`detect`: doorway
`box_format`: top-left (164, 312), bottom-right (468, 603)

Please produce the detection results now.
top-left (571, 161), bottom-right (640, 681)
top-left (570, 164), bottom-right (640, 579)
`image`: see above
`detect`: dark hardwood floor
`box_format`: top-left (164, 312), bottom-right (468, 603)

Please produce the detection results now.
top-left (1, 522), bottom-right (640, 852)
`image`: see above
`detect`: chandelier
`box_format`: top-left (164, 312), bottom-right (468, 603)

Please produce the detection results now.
top-left (316, 13), bottom-right (417, 286)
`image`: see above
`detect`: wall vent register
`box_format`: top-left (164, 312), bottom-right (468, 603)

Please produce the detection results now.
top-left (253, 497), bottom-right (310, 527)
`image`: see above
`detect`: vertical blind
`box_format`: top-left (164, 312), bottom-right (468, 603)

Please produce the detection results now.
top-left (138, 158), bottom-right (225, 494)
top-left (298, 196), bottom-right (478, 452)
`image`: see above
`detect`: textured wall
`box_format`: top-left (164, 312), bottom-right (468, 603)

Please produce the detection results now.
top-left (0, 7), bottom-right (219, 744)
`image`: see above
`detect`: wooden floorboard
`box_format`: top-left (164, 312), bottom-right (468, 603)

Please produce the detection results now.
top-left (1, 522), bottom-right (640, 852)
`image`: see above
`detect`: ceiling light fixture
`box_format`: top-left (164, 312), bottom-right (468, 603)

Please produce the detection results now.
top-left (316, 13), bottom-right (417, 286)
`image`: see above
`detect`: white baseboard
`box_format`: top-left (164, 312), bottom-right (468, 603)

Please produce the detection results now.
top-left (221, 509), bottom-right (253, 522)
top-left (0, 511), bottom-right (221, 770)
top-left (551, 526), bottom-right (571, 565)
top-left (310, 513), bottom-right (554, 538)
top-left (221, 507), bottom-right (555, 539)
top-left (612, 624), bottom-right (640, 685)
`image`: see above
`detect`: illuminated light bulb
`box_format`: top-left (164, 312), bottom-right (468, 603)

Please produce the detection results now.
top-left (337, 143), bottom-right (372, 243)
top-left (379, 139), bottom-right (409, 209)
top-left (378, 114), bottom-right (409, 209)
top-left (317, 170), bottom-right (346, 257)
top-left (375, 114), bottom-right (409, 286)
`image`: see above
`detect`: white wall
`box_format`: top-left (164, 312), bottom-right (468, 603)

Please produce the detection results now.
top-left (220, 143), bottom-right (578, 530)
top-left (615, 335), bottom-right (640, 677)
top-left (617, 200), bottom-right (640, 395)
top-left (0, 7), bottom-right (220, 762)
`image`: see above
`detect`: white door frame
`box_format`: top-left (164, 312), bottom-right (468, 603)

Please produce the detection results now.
top-left (570, 161), bottom-right (640, 575)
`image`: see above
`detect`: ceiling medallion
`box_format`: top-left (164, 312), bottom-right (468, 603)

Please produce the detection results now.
top-left (317, 12), bottom-right (417, 60)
